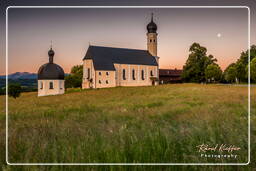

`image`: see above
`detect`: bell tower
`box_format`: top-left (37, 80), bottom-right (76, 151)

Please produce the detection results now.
top-left (147, 13), bottom-right (158, 57)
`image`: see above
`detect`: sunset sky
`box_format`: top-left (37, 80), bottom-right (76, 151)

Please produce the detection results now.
top-left (0, 0), bottom-right (255, 75)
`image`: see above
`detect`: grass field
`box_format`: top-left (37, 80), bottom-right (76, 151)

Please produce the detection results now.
top-left (0, 84), bottom-right (255, 170)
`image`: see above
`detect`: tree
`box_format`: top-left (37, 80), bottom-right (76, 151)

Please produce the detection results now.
top-left (205, 64), bottom-right (222, 83)
top-left (71, 65), bottom-right (83, 76)
top-left (65, 65), bottom-right (83, 88)
top-left (235, 61), bottom-right (246, 83)
top-left (248, 57), bottom-right (256, 82)
top-left (182, 43), bottom-right (218, 83)
top-left (224, 63), bottom-right (237, 83)
top-left (8, 83), bottom-right (22, 98)
top-left (234, 45), bottom-right (256, 83)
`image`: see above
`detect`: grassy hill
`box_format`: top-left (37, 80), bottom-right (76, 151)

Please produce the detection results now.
top-left (0, 84), bottom-right (255, 170)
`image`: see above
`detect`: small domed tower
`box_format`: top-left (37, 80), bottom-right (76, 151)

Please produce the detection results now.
top-left (147, 13), bottom-right (158, 57)
top-left (37, 46), bottom-right (65, 96)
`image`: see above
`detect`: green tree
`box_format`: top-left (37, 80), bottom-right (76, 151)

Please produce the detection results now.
top-left (71, 65), bottom-right (83, 76)
top-left (224, 63), bottom-right (237, 83)
top-left (65, 65), bottom-right (83, 88)
top-left (205, 64), bottom-right (222, 83)
top-left (235, 45), bottom-right (256, 83)
top-left (248, 57), bottom-right (256, 82)
top-left (182, 43), bottom-right (218, 83)
top-left (8, 83), bottom-right (22, 98)
top-left (235, 61), bottom-right (246, 83)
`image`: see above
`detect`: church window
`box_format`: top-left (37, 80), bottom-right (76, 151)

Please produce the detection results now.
top-left (40, 82), bottom-right (43, 89)
top-left (141, 70), bottom-right (145, 80)
top-left (99, 72), bottom-right (102, 76)
top-left (99, 80), bottom-right (101, 84)
top-left (49, 82), bottom-right (54, 89)
top-left (150, 70), bottom-right (153, 76)
top-left (106, 80), bottom-right (109, 84)
top-left (87, 68), bottom-right (90, 79)
top-left (106, 72), bottom-right (109, 76)
top-left (132, 69), bottom-right (136, 80)
top-left (123, 69), bottom-right (126, 80)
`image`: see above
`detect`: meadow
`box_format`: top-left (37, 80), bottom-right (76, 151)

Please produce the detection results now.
top-left (0, 84), bottom-right (255, 170)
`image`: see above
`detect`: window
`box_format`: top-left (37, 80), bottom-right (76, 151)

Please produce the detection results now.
top-left (141, 70), bottom-right (145, 80)
top-left (40, 82), bottom-right (43, 89)
top-left (150, 39), bottom-right (152, 42)
top-left (99, 72), bottom-right (102, 76)
top-left (99, 80), bottom-right (101, 84)
top-left (60, 82), bottom-right (62, 89)
top-left (106, 80), bottom-right (109, 84)
top-left (150, 70), bottom-right (153, 76)
top-left (106, 72), bottom-right (109, 76)
top-left (122, 69), bottom-right (126, 80)
top-left (49, 82), bottom-right (54, 89)
top-left (153, 39), bottom-right (156, 42)
top-left (87, 68), bottom-right (90, 79)
top-left (132, 69), bottom-right (135, 80)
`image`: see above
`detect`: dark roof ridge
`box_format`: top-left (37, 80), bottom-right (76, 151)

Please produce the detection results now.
top-left (89, 45), bottom-right (148, 52)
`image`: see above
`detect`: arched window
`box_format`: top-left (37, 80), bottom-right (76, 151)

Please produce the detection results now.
top-left (49, 82), bottom-right (54, 89)
top-left (153, 39), bottom-right (156, 42)
top-left (150, 70), bottom-right (153, 76)
top-left (123, 69), bottom-right (126, 80)
top-left (99, 72), bottom-right (102, 76)
top-left (132, 69), bottom-right (135, 80)
top-left (150, 39), bottom-right (152, 42)
top-left (106, 80), bottom-right (109, 84)
top-left (87, 68), bottom-right (90, 79)
top-left (141, 70), bottom-right (144, 80)
top-left (40, 82), bottom-right (43, 89)
top-left (106, 72), bottom-right (109, 76)
top-left (99, 80), bottom-right (101, 84)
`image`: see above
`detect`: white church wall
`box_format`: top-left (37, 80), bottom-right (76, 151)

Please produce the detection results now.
top-left (82, 59), bottom-right (95, 89)
top-left (95, 70), bottom-right (116, 88)
top-left (38, 80), bottom-right (65, 96)
top-left (114, 63), bottom-right (158, 87)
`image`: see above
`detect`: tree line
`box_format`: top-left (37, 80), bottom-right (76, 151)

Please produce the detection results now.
top-left (182, 43), bottom-right (256, 83)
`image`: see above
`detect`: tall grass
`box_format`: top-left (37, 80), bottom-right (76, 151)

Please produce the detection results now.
top-left (0, 84), bottom-right (255, 170)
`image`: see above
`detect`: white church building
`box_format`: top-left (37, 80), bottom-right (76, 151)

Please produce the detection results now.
top-left (82, 14), bottom-right (160, 89)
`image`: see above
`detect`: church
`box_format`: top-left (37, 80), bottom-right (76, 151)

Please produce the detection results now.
top-left (37, 47), bottom-right (65, 96)
top-left (82, 14), bottom-right (159, 89)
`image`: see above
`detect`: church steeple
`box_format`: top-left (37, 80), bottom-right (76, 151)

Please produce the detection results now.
top-left (147, 13), bottom-right (158, 56)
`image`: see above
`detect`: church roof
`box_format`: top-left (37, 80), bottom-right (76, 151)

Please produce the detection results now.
top-left (38, 63), bottom-right (65, 80)
top-left (83, 45), bottom-right (158, 71)
top-left (38, 48), bottom-right (65, 80)
top-left (159, 69), bottom-right (183, 76)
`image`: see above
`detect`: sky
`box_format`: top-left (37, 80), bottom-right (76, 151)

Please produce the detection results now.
top-left (0, 0), bottom-right (256, 75)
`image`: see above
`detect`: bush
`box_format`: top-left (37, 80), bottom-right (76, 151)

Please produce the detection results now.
top-left (8, 83), bottom-right (22, 98)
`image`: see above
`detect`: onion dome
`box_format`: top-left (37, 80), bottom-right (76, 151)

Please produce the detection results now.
top-left (147, 13), bottom-right (157, 33)
top-left (37, 47), bottom-right (65, 80)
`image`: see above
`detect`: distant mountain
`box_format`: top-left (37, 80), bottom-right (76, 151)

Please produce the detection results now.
top-left (0, 72), bottom-right (37, 79)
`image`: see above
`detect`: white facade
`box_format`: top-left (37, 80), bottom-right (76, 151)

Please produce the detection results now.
top-left (82, 59), bottom-right (158, 89)
top-left (38, 80), bottom-right (65, 96)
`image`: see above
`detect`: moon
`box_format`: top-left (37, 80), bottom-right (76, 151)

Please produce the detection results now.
top-left (217, 33), bottom-right (222, 38)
